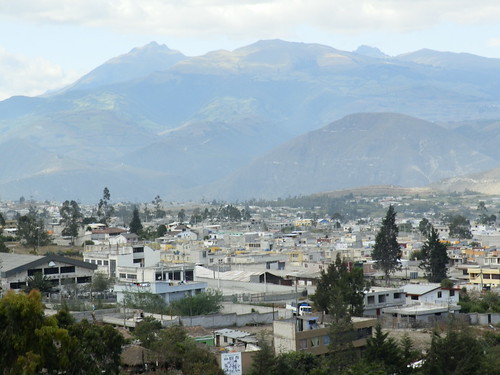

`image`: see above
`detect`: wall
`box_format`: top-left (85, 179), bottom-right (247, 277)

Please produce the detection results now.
top-left (180, 311), bottom-right (274, 328)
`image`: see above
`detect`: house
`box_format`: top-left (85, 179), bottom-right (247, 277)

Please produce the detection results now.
top-left (363, 286), bottom-right (406, 317)
top-left (0, 253), bottom-right (96, 292)
top-left (403, 283), bottom-right (459, 306)
top-left (273, 315), bottom-right (376, 356)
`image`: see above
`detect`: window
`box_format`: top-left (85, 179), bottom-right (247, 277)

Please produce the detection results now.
top-left (119, 273), bottom-right (126, 279)
top-left (127, 274), bottom-right (137, 280)
top-left (378, 295), bottom-right (386, 303)
top-left (450, 290), bottom-right (455, 296)
top-left (493, 274), bottom-right (500, 280)
top-left (104, 260), bottom-right (109, 266)
top-left (133, 247), bottom-right (144, 253)
top-left (310, 337), bottom-right (320, 347)
top-left (60, 266), bottom-right (75, 274)
top-left (367, 296), bottom-right (375, 304)
top-left (323, 335), bottom-right (331, 345)
top-left (299, 339), bottom-right (308, 350)
top-left (394, 293), bottom-right (401, 299)
top-left (97, 260), bottom-right (102, 265)
top-left (44, 267), bottom-right (59, 275)
top-left (28, 268), bottom-right (43, 276)
top-left (411, 295), bottom-right (418, 300)
top-left (77, 276), bottom-right (91, 284)
top-left (437, 291), bottom-right (442, 298)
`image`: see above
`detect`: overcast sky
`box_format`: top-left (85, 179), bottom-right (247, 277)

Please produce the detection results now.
top-left (1, 0), bottom-right (500, 100)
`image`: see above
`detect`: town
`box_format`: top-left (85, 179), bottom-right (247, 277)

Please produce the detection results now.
top-left (1, 188), bottom-right (499, 374)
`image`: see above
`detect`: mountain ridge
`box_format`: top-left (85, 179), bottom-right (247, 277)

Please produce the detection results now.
top-left (1, 40), bottom-right (500, 202)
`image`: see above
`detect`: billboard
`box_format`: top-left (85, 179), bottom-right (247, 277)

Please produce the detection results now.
top-left (221, 351), bottom-right (242, 375)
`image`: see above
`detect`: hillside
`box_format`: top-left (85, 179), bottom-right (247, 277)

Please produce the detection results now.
top-left (202, 113), bottom-right (497, 200)
top-left (1, 40), bottom-right (500, 201)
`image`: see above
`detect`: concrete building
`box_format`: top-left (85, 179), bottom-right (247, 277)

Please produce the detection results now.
top-left (273, 316), bottom-right (376, 356)
top-left (363, 286), bottom-right (406, 317)
top-left (114, 278), bottom-right (207, 305)
top-left (0, 253), bottom-right (96, 292)
top-left (467, 266), bottom-right (500, 288)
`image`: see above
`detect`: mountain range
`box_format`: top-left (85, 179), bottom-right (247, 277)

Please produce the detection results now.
top-left (2, 40), bottom-right (500, 203)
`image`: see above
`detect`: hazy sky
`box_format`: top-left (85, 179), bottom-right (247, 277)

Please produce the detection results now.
top-left (1, 0), bottom-right (500, 100)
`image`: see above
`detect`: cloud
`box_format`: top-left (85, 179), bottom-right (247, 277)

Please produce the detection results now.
top-left (0, 48), bottom-right (78, 100)
top-left (2, 0), bottom-right (500, 39)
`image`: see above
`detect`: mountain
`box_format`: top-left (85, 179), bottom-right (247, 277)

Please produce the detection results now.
top-left (60, 42), bottom-right (187, 93)
top-left (201, 113), bottom-right (497, 200)
top-left (1, 40), bottom-right (500, 202)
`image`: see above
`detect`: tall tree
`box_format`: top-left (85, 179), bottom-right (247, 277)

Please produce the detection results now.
top-left (372, 205), bottom-right (401, 284)
top-left (152, 195), bottom-right (165, 219)
top-left (248, 333), bottom-right (275, 375)
top-left (17, 207), bottom-right (51, 253)
top-left (418, 217), bottom-right (432, 237)
top-left (129, 206), bottom-right (143, 235)
top-left (59, 200), bottom-right (83, 245)
top-left (311, 254), bottom-right (368, 323)
top-left (177, 209), bottom-right (186, 223)
top-left (365, 324), bottom-right (403, 374)
top-left (97, 187), bottom-right (114, 226)
top-left (446, 214), bottom-right (472, 239)
top-left (419, 226), bottom-right (449, 283)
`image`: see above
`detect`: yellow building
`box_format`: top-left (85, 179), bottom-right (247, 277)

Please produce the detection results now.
top-left (468, 266), bottom-right (500, 287)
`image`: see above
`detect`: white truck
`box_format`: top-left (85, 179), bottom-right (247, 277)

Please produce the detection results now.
top-left (286, 302), bottom-right (312, 316)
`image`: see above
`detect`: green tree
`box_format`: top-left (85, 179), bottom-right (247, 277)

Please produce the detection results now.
top-left (59, 200), bottom-right (83, 245)
top-left (25, 272), bottom-right (54, 295)
top-left (122, 290), bottom-right (167, 314)
top-left (91, 272), bottom-right (112, 294)
top-left (423, 324), bottom-right (485, 375)
top-left (419, 226), bottom-right (449, 283)
top-left (177, 208), bottom-right (186, 222)
top-left (0, 235), bottom-right (10, 253)
top-left (273, 351), bottom-right (323, 375)
top-left (447, 214), bottom-right (472, 239)
top-left (66, 319), bottom-right (124, 374)
top-left (97, 186), bottom-right (114, 226)
top-left (248, 333), bottom-right (275, 375)
top-left (372, 205), bottom-right (401, 284)
top-left (168, 289), bottom-right (223, 316)
top-left (365, 324), bottom-right (403, 374)
top-left (133, 316), bottom-right (162, 349)
top-left (0, 290), bottom-right (124, 374)
top-left (418, 217), bottom-right (432, 237)
top-left (17, 207), bottom-right (51, 253)
top-left (152, 195), bottom-right (165, 219)
top-left (311, 254), bottom-right (368, 323)
top-left (156, 224), bottom-right (167, 237)
top-left (151, 325), bottom-right (224, 375)
top-left (129, 206), bottom-right (143, 235)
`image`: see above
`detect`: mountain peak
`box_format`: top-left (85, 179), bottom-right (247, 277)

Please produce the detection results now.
top-left (128, 41), bottom-right (176, 55)
top-left (354, 45), bottom-right (388, 58)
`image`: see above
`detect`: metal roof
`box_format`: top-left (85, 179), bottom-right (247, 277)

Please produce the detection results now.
top-left (403, 283), bottom-right (441, 296)
top-left (0, 253), bottom-right (97, 278)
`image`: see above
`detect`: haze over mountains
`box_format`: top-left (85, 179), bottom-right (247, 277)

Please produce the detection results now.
top-left (2, 40), bottom-right (500, 203)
